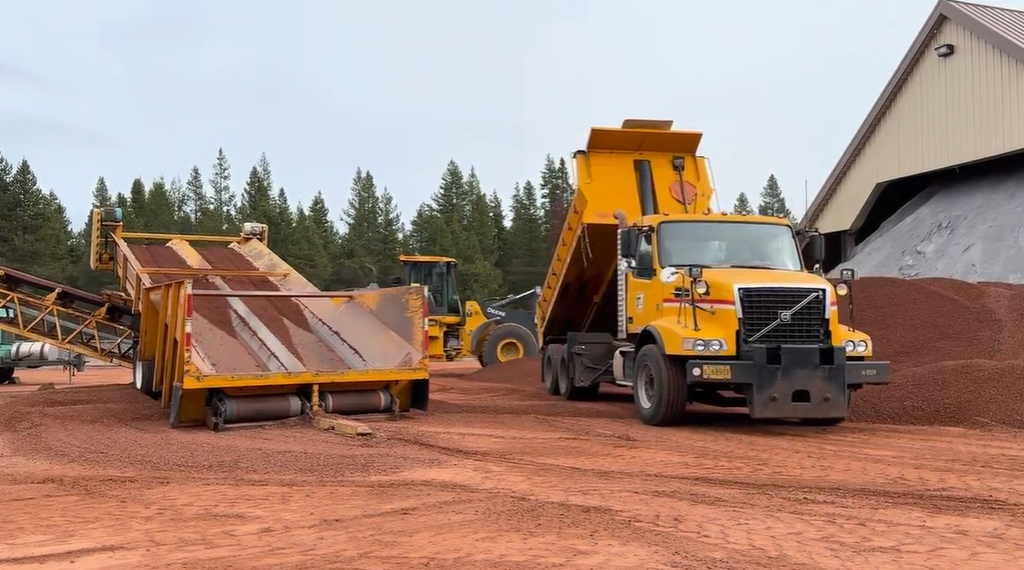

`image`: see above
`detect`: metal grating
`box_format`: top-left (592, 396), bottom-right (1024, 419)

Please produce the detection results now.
top-left (738, 287), bottom-right (827, 345)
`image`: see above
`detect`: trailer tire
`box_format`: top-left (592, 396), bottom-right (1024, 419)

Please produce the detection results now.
top-left (633, 344), bottom-right (688, 426)
top-left (0, 366), bottom-right (15, 385)
top-left (480, 323), bottom-right (538, 367)
top-left (133, 351), bottom-right (159, 401)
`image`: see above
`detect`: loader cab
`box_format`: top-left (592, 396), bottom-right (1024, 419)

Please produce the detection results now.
top-left (399, 255), bottom-right (463, 319)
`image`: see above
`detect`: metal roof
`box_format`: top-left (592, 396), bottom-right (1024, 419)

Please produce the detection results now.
top-left (801, 0), bottom-right (1024, 230)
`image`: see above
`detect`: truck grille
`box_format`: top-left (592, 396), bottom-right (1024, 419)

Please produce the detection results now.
top-left (737, 287), bottom-right (827, 345)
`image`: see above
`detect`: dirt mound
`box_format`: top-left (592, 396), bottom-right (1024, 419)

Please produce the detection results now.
top-left (464, 357), bottom-right (541, 388)
top-left (841, 277), bottom-right (1024, 430)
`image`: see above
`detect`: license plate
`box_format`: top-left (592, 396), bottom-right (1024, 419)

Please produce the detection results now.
top-left (702, 364), bottom-right (732, 380)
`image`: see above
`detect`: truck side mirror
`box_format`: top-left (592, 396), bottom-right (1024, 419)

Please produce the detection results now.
top-left (620, 228), bottom-right (638, 257)
top-left (802, 233), bottom-right (824, 267)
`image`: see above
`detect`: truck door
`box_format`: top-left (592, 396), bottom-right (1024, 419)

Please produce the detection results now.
top-left (627, 232), bottom-right (660, 333)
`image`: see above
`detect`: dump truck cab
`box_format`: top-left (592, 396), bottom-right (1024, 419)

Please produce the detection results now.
top-left (537, 119), bottom-right (891, 426)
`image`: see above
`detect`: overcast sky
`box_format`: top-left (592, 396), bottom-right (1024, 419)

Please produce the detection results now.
top-left (2, 0), bottom-right (1017, 230)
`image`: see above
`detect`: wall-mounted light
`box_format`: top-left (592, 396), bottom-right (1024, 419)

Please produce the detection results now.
top-left (935, 43), bottom-right (954, 57)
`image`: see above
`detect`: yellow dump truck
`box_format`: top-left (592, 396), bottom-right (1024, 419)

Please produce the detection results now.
top-left (536, 119), bottom-right (891, 426)
top-left (0, 207), bottom-right (431, 430)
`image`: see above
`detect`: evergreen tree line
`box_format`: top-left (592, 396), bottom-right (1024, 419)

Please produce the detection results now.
top-left (0, 149), bottom-right (573, 301)
top-left (730, 173), bottom-right (798, 223)
top-left (0, 147), bottom-right (798, 302)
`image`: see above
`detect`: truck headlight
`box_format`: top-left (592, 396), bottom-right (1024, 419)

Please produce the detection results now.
top-left (684, 338), bottom-right (728, 353)
top-left (835, 283), bottom-right (849, 296)
top-left (693, 279), bottom-right (709, 295)
top-left (843, 340), bottom-right (868, 354)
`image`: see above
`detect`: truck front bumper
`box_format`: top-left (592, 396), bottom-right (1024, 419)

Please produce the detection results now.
top-left (684, 346), bottom-right (890, 420)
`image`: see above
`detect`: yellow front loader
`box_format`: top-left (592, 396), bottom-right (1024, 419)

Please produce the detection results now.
top-left (396, 255), bottom-right (540, 367)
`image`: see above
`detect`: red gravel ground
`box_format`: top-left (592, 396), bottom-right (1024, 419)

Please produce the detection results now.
top-left (2, 361), bottom-right (1023, 570)
top-left (3, 277), bottom-right (1024, 569)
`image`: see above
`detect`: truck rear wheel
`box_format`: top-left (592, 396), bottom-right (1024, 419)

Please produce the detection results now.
top-left (557, 351), bottom-right (599, 401)
top-left (0, 366), bottom-right (15, 385)
top-left (633, 344), bottom-right (688, 426)
top-left (132, 346), bottom-right (159, 401)
top-left (480, 323), bottom-right (538, 367)
top-left (542, 344), bottom-right (564, 395)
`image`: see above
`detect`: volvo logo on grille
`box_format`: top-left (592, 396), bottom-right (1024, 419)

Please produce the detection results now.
top-left (748, 290), bottom-right (823, 343)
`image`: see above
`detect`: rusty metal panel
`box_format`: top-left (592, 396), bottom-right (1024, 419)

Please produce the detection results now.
top-left (128, 240), bottom-right (426, 378)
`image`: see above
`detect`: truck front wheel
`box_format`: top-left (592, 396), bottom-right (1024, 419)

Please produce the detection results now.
top-left (633, 344), bottom-right (688, 426)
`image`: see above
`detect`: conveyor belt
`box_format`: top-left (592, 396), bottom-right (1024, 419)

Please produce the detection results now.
top-left (0, 265), bottom-right (136, 367)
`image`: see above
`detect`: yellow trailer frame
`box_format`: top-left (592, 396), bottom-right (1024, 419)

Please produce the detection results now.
top-left (95, 208), bottom-right (433, 429)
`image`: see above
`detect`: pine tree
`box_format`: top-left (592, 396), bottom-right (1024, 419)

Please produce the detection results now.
top-left (340, 169), bottom-right (380, 262)
top-left (337, 169), bottom-right (386, 287)
top-left (465, 168), bottom-right (497, 262)
top-left (757, 174), bottom-right (795, 223)
top-left (288, 203), bottom-right (331, 288)
top-left (183, 165), bottom-right (207, 231)
top-left (308, 191), bottom-right (341, 250)
top-left (732, 192), bottom-right (754, 215)
top-left (6, 160), bottom-right (72, 281)
top-left (504, 180), bottom-right (547, 293)
top-left (207, 148), bottom-right (235, 234)
top-left (92, 176), bottom-right (112, 207)
top-left (0, 154), bottom-right (19, 260)
top-left (238, 164), bottom-right (274, 225)
top-left (269, 187), bottom-right (294, 256)
top-left (168, 175), bottom-right (186, 228)
top-left (376, 187), bottom-right (404, 276)
top-left (144, 177), bottom-right (177, 232)
top-left (127, 177), bottom-right (147, 230)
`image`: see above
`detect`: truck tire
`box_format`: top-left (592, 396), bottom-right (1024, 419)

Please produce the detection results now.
top-left (0, 366), bottom-right (15, 385)
top-left (542, 344), bottom-right (564, 396)
top-left (633, 344), bottom-right (688, 426)
top-left (133, 349), bottom-right (159, 401)
top-left (480, 323), bottom-right (538, 367)
top-left (556, 350), bottom-right (599, 401)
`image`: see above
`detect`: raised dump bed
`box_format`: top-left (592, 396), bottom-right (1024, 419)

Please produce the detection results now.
top-left (92, 208), bottom-right (430, 430)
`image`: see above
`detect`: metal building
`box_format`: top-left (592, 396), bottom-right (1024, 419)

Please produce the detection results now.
top-left (800, 0), bottom-right (1024, 273)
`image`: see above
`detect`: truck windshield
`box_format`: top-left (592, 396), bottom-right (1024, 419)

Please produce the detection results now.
top-left (657, 221), bottom-right (803, 271)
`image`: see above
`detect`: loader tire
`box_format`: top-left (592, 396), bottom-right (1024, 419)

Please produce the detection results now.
top-left (480, 323), bottom-right (538, 367)
top-left (542, 344), bottom-right (564, 396)
top-left (632, 344), bottom-right (688, 426)
top-left (0, 366), bottom-right (15, 385)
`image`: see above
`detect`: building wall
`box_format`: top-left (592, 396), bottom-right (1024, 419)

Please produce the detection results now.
top-left (815, 19), bottom-right (1024, 234)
